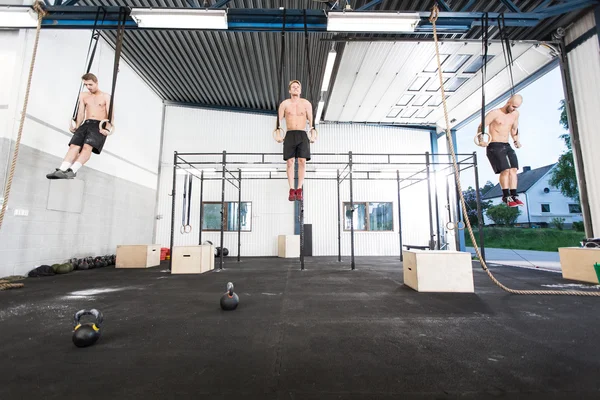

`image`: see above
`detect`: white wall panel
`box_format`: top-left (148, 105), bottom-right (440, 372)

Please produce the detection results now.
top-left (565, 11), bottom-right (600, 236)
top-left (157, 105), bottom-right (434, 256)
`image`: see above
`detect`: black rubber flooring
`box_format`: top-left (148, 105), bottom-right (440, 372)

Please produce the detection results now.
top-left (1, 257), bottom-right (599, 399)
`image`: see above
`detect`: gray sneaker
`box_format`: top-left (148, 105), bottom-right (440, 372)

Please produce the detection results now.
top-left (61, 168), bottom-right (77, 179)
top-left (46, 169), bottom-right (62, 179)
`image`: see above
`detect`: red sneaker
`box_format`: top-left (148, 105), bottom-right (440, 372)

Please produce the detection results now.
top-left (506, 197), bottom-right (519, 207)
top-left (513, 197), bottom-right (524, 207)
top-left (288, 189), bottom-right (296, 201)
top-left (295, 188), bottom-right (303, 201)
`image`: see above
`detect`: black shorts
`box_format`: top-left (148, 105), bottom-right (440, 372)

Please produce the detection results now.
top-left (486, 142), bottom-right (518, 174)
top-left (68, 119), bottom-right (107, 155)
top-left (283, 130), bottom-right (311, 161)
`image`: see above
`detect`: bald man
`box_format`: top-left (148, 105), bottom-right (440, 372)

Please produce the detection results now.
top-left (477, 94), bottom-right (523, 207)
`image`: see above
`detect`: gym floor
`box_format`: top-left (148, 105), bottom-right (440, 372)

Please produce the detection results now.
top-left (1, 257), bottom-right (599, 399)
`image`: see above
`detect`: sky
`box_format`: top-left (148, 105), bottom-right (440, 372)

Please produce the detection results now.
top-left (455, 66), bottom-right (569, 189)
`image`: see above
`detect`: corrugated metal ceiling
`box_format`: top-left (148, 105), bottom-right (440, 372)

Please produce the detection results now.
top-left (76, 0), bottom-right (591, 119)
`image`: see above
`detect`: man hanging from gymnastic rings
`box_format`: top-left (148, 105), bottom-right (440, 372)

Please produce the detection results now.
top-left (46, 73), bottom-right (114, 179)
top-left (274, 80), bottom-right (317, 202)
top-left (476, 94), bottom-right (524, 207)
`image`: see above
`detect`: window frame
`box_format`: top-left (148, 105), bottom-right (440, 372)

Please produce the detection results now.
top-left (540, 203), bottom-right (551, 213)
top-left (568, 203), bottom-right (581, 214)
top-left (201, 201), bottom-right (252, 232)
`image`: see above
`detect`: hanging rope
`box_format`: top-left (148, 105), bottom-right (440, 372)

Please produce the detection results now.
top-left (476, 13), bottom-right (490, 146)
top-left (498, 13), bottom-right (515, 95)
top-left (0, 1), bottom-right (46, 233)
top-left (429, 5), bottom-right (600, 296)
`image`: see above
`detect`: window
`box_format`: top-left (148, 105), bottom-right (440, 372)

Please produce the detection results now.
top-left (442, 54), bottom-right (472, 73)
top-left (415, 108), bottom-right (433, 119)
top-left (569, 204), bottom-right (582, 213)
top-left (400, 108), bottom-right (417, 118)
top-left (202, 202), bottom-right (252, 231)
top-left (426, 77), bottom-right (449, 92)
top-left (464, 55), bottom-right (494, 73)
top-left (408, 76), bottom-right (430, 91)
top-left (396, 94), bottom-right (414, 106)
top-left (344, 202), bottom-right (393, 231)
top-left (386, 108), bottom-right (402, 118)
top-left (445, 77), bottom-right (469, 92)
top-left (423, 54), bottom-right (449, 72)
top-left (541, 204), bottom-right (550, 213)
top-left (413, 95), bottom-right (431, 106)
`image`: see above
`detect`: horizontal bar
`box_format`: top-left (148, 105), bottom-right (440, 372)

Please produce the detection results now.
top-left (9, 6), bottom-right (577, 31)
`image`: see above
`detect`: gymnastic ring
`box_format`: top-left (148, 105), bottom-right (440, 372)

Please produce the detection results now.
top-left (446, 221), bottom-right (456, 230)
top-left (309, 127), bottom-right (318, 143)
top-left (99, 120), bottom-right (114, 136)
top-left (456, 221), bottom-right (465, 230)
top-left (474, 132), bottom-right (490, 147)
top-left (69, 118), bottom-right (77, 133)
top-left (180, 225), bottom-right (192, 234)
top-left (273, 128), bottom-right (285, 143)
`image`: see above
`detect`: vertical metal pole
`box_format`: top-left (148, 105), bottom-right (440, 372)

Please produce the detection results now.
top-left (219, 151), bottom-right (226, 270)
top-left (445, 175), bottom-right (454, 250)
top-left (198, 170), bottom-right (204, 245)
top-left (169, 152), bottom-right (177, 271)
top-left (349, 152), bottom-right (355, 270)
top-left (337, 168), bottom-right (341, 262)
top-left (237, 170), bottom-right (242, 263)
top-left (433, 169), bottom-right (441, 250)
top-left (558, 38), bottom-right (593, 237)
top-left (425, 152), bottom-right (435, 250)
top-left (300, 193), bottom-right (305, 271)
top-left (396, 170), bottom-right (403, 261)
top-left (473, 152), bottom-right (486, 262)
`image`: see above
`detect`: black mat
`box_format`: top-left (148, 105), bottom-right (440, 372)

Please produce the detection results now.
top-left (1, 257), bottom-right (599, 399)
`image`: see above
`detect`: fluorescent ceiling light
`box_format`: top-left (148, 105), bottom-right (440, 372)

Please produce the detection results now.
top-left (0, 6), bottom-right (37, 28)
top-left (130, 8), bottom-right (227, 30)
top-left (321, 50), bottom-right (337, 91)
top-left (327, 12), bottom-right (420, 33)
top-left (315, 100), bottom-right (325, 125)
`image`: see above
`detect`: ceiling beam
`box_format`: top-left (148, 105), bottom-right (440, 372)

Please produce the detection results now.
top-left (357, 0), bottom-right (384, 11)
top-left (499, 0), bottom-right (521, 13)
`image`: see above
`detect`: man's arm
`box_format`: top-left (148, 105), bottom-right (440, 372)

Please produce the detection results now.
top-left (75, 94), bottom-right (85, 127)
top-left (511, 111), bottom-right (521, 148)
top-left (306, 100), bottom-right (314, 129)
top-left (277, 100), bottom-right (286, 129)
top-left (477, 110), bottom-right (496, 134)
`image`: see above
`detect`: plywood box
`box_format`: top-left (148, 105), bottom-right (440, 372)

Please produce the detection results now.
top-left (278, 235), bottom-right (300, 258)
top-left (558, 247), bottom-right (600, 284)
top-left (171, 245), bottom-right (215, 274)
top-left (116, 245), bottom-right (161, 268)
top-left (403, 250), bottom-right (474, 293)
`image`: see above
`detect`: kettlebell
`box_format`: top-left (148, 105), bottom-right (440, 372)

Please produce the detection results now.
top-left (72, 309), bottom-right (103, 348)
top-left (220, 282), bottom-right (239, 311)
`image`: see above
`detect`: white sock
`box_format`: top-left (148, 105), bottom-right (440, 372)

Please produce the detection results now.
top-left (59, 162), bottom-right (72, 171)
top-left (71, 162), bottom-right (83, 173)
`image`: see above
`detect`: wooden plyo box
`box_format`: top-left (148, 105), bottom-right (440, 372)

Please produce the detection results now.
top-left (558, 247), bottom-right (600, 284)
top-left (116, 245), bottom-right (161, 269)
top-left (278, 235), bottom-right (300, 258)
top-left (403, 250), bottom-right (474, 293)
top-left (171, 245), bottom-right (215, 274)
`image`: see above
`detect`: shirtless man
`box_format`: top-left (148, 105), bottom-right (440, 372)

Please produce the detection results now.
top-left (477, 94), bottom-right (523, 207)
top-left (46, 73), bottom-right (113, 179)
top-left (274, 80), bottom-right (316, 201)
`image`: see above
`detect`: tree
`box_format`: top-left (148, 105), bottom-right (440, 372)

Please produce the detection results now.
top-left (462, 185), bottom-right (493, 226)
top-left (549, 100), bottom-right (579, 202)
top-left (486, 204), bottom-right (521, 226)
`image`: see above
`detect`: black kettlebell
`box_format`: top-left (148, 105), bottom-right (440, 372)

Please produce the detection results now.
top-left (220, 282), bottom-right (239, 311)
top-left (72, 309), bottom-right (103, 348)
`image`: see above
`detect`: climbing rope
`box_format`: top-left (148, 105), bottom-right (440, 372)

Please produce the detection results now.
top-left (429, 5), bottom-right (599, 296)
top-left (0, 1), bottom-right (46, 233)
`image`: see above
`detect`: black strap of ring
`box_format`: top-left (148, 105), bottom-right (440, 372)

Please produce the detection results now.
top-left (186, 174), bottom-right (193, 227)
top-left (303, 10), bottom-right (316, 127)
top-left (182, 173), bottom-right (188, 228)
top-left (499, 13), bottom-right (515, 96)
top-left (480, 13), bottom-right (489, 140)
top-left (275, 9), bottom-right (286, 130)
top-left (71, 7), bottom-right (106, 121)
top-left (105, 7), bottom-right (127, 127)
